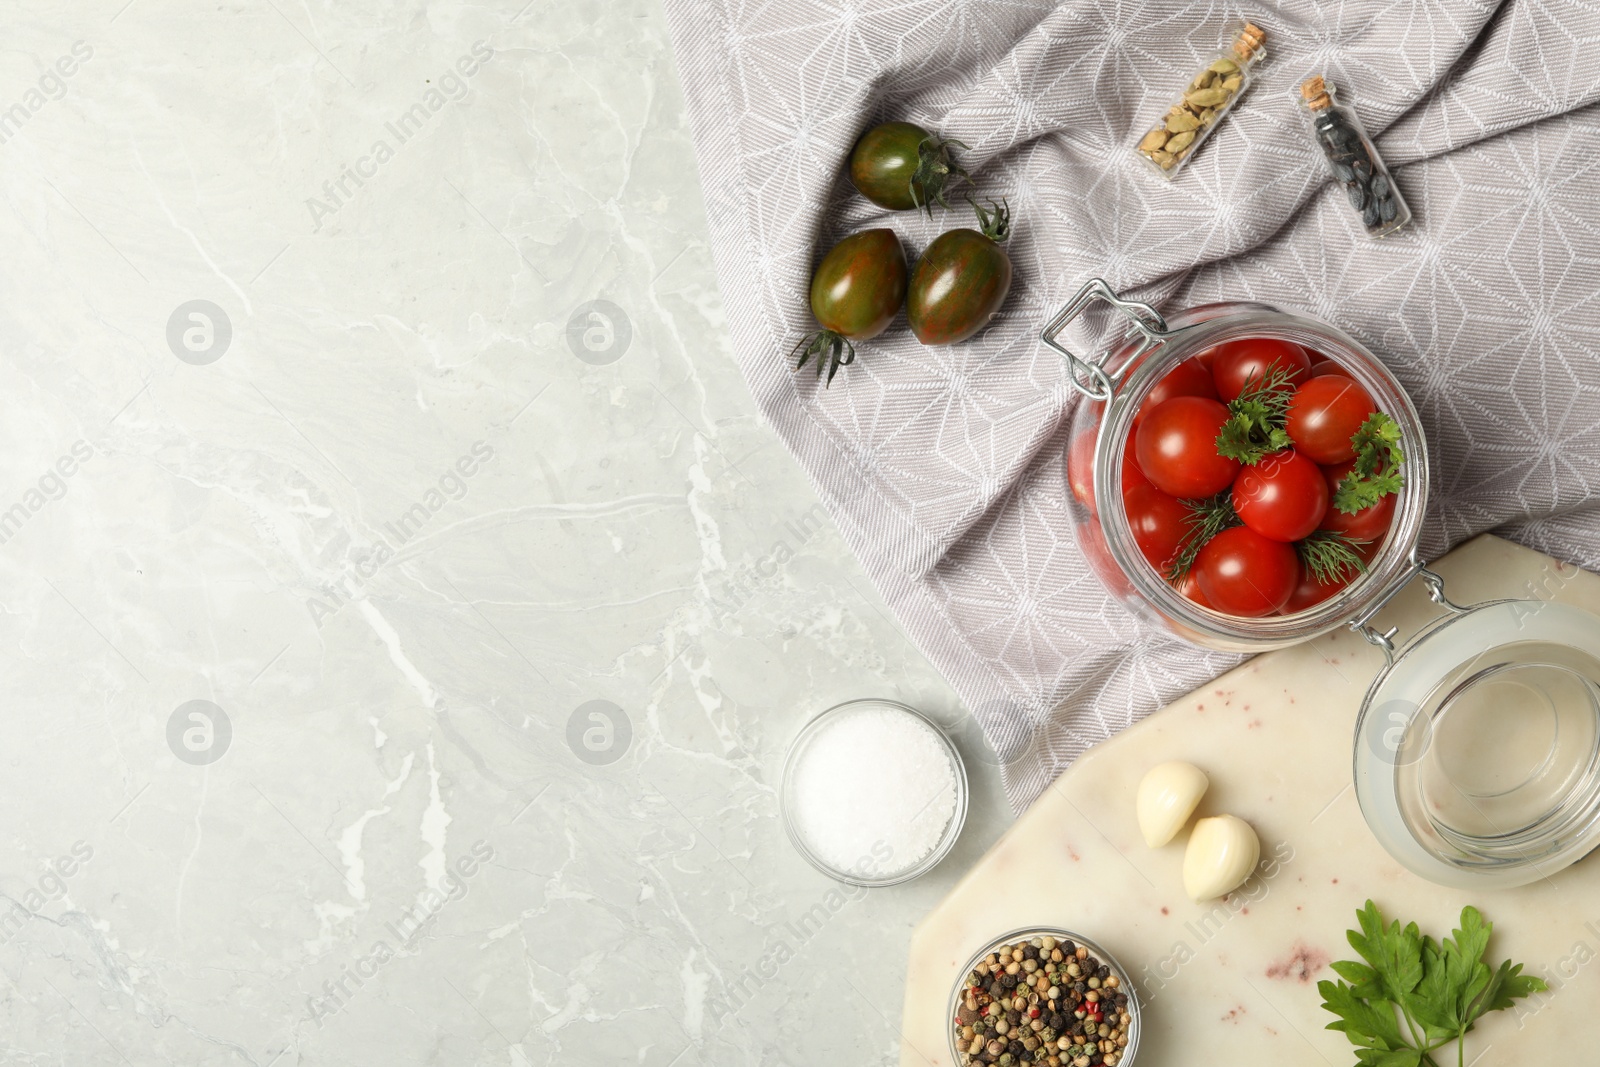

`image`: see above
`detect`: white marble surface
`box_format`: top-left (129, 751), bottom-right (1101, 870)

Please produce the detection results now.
top-left (0, 4), bottom-right (1010, 1064)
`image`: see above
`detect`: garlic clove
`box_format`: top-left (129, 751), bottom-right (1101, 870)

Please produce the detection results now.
top-left (1182, 814), bottom-right (1261, 901)
top-left (1136, 760), bottom-right (1210, 847)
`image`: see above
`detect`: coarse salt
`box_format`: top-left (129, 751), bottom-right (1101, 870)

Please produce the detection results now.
top-left (787, 702), bottom-right (959, 879)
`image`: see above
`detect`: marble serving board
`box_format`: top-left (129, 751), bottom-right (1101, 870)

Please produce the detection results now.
top-left (901, 534), bottom-right (1600, 1066)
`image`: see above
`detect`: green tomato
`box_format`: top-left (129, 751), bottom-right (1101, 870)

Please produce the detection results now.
top-left (794, 228), bottom-right (908, 385)
top-left (849, 122), bottom-right (967, 213)
top-left (907, 199), bottom-right (1013, 346)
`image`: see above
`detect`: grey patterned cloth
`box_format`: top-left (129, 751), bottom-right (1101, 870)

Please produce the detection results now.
top-left (662, 0), bottom-right (1600, 811)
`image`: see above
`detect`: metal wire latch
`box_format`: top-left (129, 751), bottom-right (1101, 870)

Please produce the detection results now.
top-left (1040, 278), bottom-right (1171, 401)
top-left (1348, 555), bottom-right (1473, 661)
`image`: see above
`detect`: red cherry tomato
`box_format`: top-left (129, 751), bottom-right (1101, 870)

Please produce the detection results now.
top-left (1318, 459), bottom-right (1398, 543)
top-left (1193, 526), bottom-right (1299, 617)
top-left (1069, 434), bottom-right (1150, 515)
top-left (1207, 338), bottom-right (1312, 402)
top-left (1231, 450), bottom-right (1329, 542)
top-left (1286, 376), bottom-right (1377, 464)
top-left (1123, 483), bottom-right (1192, 573)
top-left (1134, 359), bottom-right (1218, 424)
top-left (1134, 397), bottom-right (1240, 499)
top-left (1173, 569), bottom-right (1214, 609)
top-left (1282, 565), bottom-right (1350, 613)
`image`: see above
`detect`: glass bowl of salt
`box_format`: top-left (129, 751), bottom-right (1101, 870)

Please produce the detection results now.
top-left (780, 698), bottom-right (968, 886)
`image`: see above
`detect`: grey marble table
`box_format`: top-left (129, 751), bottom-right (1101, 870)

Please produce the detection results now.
top-left (0, 2), bottom-right (1008, 1064)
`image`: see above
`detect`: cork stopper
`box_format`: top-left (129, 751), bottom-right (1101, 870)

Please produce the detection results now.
top-left (1301, 75), bottom-right (1332, 111)
top-left (1232, 22), bottom-right (1266, 61)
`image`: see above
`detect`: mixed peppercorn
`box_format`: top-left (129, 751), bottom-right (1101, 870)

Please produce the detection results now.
top-left (953, 934), bottom-right (1133, 1066)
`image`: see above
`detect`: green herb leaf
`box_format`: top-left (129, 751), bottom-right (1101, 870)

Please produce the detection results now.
top-left (1408, 938), bottom-right (1456, 1034)
top-left (1321, 901), bottom-right (1549, 1067)
top-left (1297, 530), bottom-right (1370, 585)
top-left (1370, 1051), bottom-right (1422, 1067)
top-left (1442, 907), bottom-right (1491, 1024)
top-left (1330, 959), bottom-right (1383, 1000)
top-left (1214, 365), bottom-right (1295, 465)
top-left (1319, 977), bottom-right (1407, 1051)
top-left (1333, 412), bottom-right (1405, 513)
top-left (1163, 492), bottom-right (1239, 582)
top-left (1348, 903), bottom-right (1424, 1005)
top-left (1475, 959), bottom-right (1545, 1017)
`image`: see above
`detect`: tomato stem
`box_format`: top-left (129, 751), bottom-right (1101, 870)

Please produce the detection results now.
top-left (791, 330), bottom-right (857, 387)
top-left (910, 134), bottom-right (971, 215)
top-left (968, 197), bottom-right (1011, 242)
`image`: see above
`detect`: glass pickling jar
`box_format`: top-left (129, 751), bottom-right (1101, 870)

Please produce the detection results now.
top-left (1049, 279), bottom-right (1429, 651)
top-left (1046, 277), bottom-right (1600, 889)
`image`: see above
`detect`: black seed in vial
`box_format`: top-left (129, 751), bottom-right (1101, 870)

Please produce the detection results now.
top-left (1347, 182), bottom-right (1368, 211)
top-left (1352, 157), bottom-right (1373, 182)
top-left (1380, 197), bottom-right (1399, 223)
top-left (1363, 200), bottom-right (1383, 228)
top-left (1371, 174), bottom-right (1391, 199)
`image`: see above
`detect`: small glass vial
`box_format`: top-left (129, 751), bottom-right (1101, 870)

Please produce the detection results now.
top-left (1300, 76), bottom-right (1411, 238)
top-left (1134, 22), bottom-right (1266, 179)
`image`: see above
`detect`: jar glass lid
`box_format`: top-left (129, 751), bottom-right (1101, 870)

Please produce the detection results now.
top-left (1355, 598), bottom-right (1600, 888)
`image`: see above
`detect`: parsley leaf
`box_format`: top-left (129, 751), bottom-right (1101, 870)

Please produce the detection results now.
top-left (1333, 412), bottom-right (1405, 513)
top-left (1320, 902), bottom-right (1547, 1067)
top-left (1214, 365), bottom-right (1295, 465)
top-left (1320, 976), bottom-right (1408, 1053)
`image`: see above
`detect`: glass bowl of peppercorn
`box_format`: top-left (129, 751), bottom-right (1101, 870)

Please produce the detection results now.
top-left (948, 927), bottom-right (1140, 1067)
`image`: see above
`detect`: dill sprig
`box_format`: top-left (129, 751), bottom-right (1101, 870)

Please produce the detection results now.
top-left (1297, 530), bottom-right (1371, 584)
top-left (1165, 493), bottom-right (1241, 581)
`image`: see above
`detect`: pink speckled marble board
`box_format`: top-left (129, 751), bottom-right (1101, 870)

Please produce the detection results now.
top-left (901, 535), bottom-right (1600, 1066)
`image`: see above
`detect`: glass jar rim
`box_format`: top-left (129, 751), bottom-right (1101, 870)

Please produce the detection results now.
top-left (1353, 597), bottom-right (1600, 887)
